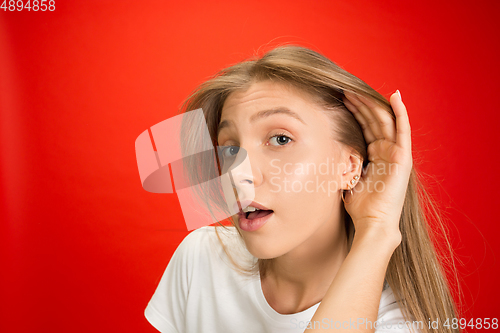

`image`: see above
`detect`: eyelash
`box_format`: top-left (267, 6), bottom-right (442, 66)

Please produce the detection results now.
top-left (267, 132), bottom-right (293, 147)
top-left (218, 132), bottom-right (293, 150)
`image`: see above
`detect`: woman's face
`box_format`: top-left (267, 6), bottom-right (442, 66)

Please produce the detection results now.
top-left (217, 80), bottom-right (350, 259)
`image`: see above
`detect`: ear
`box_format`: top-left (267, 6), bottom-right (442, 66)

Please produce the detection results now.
top-left (341, 150), bottom-right (363, 190)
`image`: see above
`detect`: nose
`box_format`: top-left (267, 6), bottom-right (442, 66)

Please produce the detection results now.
top-left (232, 173), bottom-right (253, 186)
top-left (226, 146), bottom-right (258, 205)
top-left (229, 150), bottom-right (255, 187)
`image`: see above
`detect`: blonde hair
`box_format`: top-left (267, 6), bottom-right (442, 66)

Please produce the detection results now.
top-left (178, 45), bottom-right (460, 333)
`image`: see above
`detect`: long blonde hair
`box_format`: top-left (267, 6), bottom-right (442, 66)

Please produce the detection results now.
top-left (178, 45), bottom-right (460, 333)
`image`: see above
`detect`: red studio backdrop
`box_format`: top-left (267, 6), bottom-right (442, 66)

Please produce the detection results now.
top-left (1, 1), bottom-right (499, 332)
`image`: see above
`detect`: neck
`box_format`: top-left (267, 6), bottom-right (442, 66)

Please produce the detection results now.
top-left (261, 211), bottom-right (350, 314)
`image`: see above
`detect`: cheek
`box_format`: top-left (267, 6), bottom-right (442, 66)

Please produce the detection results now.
top-left (267, 149), bottom-right (343, 194)
top-left (266, 153), bottom-right (342, 219)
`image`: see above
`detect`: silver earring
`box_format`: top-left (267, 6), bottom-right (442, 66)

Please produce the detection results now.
top-left (342, 175), bottom-right (360, 205)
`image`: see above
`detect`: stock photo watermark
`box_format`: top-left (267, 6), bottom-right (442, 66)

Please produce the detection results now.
top-left (291, 317), bottom-right (424, 330)
top-left (1, 0), bottom-right (56, 11)
top-left (269, 158), bottom-right (400, 196)
top-left (291, 317), bottom-right (499, 330)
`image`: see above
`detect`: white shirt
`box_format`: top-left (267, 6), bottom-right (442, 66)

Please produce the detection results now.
top-left (145, 226), bottom-right (415, 333)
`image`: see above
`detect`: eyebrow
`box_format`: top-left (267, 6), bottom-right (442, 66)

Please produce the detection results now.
top-left (217, 107), bottom-right (306, 137)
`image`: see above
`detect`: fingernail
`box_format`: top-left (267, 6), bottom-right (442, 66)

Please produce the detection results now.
top-left (396, 90), bottom-right (402, 101)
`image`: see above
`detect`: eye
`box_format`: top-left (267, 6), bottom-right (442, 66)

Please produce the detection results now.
top-left (268, 132), bottom-right (293, 147)
top-left (222, 145), bottom-right (240, 157)
top-left (218, 145), bottom-right (240, 171)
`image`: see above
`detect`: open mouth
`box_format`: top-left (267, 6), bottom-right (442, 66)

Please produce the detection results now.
top-left (244, 209), bottom-right (274, 220)
top-left (238, 209), bottom-right (275, 232)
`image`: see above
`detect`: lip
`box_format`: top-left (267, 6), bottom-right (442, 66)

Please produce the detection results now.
top-left (232, 200), bottom-right (271, 213)
top-left (237, 210), bottom-right (274, 232)
top-left (233, 200), bottom-right (273, 232)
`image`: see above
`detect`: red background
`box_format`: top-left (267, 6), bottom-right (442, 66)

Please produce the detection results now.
top-left (1, 1), bottom-right (499, 332)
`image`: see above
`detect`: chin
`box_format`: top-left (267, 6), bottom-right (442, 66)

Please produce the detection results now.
top-left (242, 237), bottom-right (287, 260)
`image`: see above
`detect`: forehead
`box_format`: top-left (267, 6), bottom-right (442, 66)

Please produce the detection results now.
top-left (217, 80), bottom-right (334, 140)
top-left (222, 80), bottom-right (318, 113)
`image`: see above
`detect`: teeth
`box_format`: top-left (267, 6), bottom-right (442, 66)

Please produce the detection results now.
top-left (243, 206), bottom-right (261, 213)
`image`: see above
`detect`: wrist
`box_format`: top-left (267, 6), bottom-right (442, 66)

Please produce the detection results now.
top-left (352, 221), bottom-right (402, 254)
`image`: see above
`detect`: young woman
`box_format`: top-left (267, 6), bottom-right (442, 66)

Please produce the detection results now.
top-left (144, 45), bottom-right (459, 333)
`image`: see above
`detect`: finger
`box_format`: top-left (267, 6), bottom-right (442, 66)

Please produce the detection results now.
top-left (356, 94), bottom-right (397, 143)
top-left (343, 97), bottom-right (377, 144)
top-left (344, 92), bottom-right (384, 140)
top-left (389, 91), bottom-right (411, 152)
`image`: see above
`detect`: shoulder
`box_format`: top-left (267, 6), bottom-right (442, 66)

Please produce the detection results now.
top-left (180, 225), bottom-right (239, 245)
top-left (145, 226), bottom-right (244, 333)
top-left (178, 225), bottom-right (240, 253)
top-left (148, 227), bottom-right (222, 290)
top-left (376, 284), bottom-right (422, 333)
top-left (178, 225), bottom-right (214, 247)
top-left (171, 226), bottom-right (224, 260)
top-left (174, 226), bottom-right (251, 269)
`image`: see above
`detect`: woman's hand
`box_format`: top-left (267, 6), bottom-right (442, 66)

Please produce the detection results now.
top-left (342, 91), bottom-right (413, 242)
top-left (306, 91), bottom-right (412, 332)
